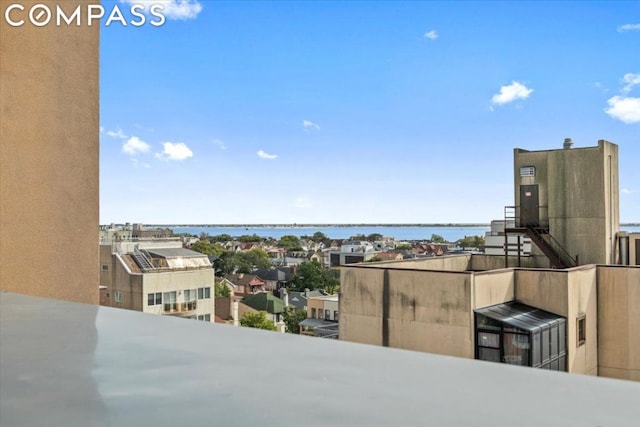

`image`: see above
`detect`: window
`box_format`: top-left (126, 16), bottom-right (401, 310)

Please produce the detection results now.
top-left (520, 166), bottom-right (536, 177)
top-left (311, 308), bottom-right (316, 318)
top-left (148, 293), bottom-right (162, 306)
top-left (577, 315), bottom-right (586, 346)
top-left (101, 264), bottom-right (109, 271)
top-left (334, 310), bottom-right (339, 321)
top-left (163, 291), bottom-right (177, 312)
top-left (197, 287), bottom-right (211, 299)
top-left (114, 291), bottom-right (122, 304)
top-left (325, 309), bottom-right (330, 320)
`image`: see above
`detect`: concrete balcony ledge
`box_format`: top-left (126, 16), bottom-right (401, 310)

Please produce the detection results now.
top-left (1, 292), bottom-right (639, 427)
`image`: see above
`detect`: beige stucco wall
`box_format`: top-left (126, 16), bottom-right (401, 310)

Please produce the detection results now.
top-left (597, 265), bottom-right (640, 381)
top-left (340, 266), bottom-right (474, 358)
top-left (567, 267), bottom-right (598, 376)
top-left (0, 0), bottom-right (100, 304)
top-left (473, 270), bottom-right (514, 309)
top-left (358, 254), bottom-right (471, 272)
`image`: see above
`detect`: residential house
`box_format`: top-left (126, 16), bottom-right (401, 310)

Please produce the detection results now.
top-left (253, 267), bottom-right (293, 291)
top-left (224, 273), bottom-right (266, 296)
top-left (242, 292), bottom-right (286, 324)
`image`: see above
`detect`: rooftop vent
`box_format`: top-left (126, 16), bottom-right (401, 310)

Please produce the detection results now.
top-left (563, 138), bottom-right (573, 149)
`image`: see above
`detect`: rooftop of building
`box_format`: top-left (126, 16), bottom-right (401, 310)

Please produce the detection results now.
top-left (1, 292), bottom-right (638, 426)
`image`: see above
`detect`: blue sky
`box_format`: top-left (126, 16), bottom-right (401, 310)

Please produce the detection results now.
top-left (100, 1), bottom-right (640, 224)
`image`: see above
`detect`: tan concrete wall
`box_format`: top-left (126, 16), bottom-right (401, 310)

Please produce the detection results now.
top-left (473, 270), bottom-right (514, 309)
top-left (567, 267), bottom-right (598, 376)
top-left (514, 269), bottom-right (569, 317)
top-left (340, 267), bottom-right (385, 346)
top-left (470, 254), bottom-right (537, 271)
top-left (597, 265), bottom-right (640, 381)
top-left (340, 266), bottom-right (474, 358)
top-left (357, 255), bottom-right (471, 272)
top-left (0, 0), bottom-right (100, 304)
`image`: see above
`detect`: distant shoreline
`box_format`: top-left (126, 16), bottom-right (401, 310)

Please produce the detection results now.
top-left (140, 223), bottom-right (640, 228)
top-left (151, 223), bottom-right (493, 228)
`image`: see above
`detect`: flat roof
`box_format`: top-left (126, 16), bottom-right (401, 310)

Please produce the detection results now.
top-left (1, 292), bottom-right (639, 426)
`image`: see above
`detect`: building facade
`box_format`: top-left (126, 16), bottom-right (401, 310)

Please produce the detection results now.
top-left (1, 0), bottom-right (99, 304)
top-left (100, 241), bottom-right (215, 321)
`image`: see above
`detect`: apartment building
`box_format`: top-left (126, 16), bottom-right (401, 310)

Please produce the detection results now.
top-left (100, 240), bottom-right (215, 321)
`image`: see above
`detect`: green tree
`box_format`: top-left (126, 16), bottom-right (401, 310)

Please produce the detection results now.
top-left (238, 234), bottom-right (262, 243)
top-left (430, 233), bottom-right (447, 243)
top-left (210, 233), bottom-right (233, 243)
top-left (350, 233), bottom-right (367, 241)
top-left (282, 307), bottom-right (307, 334)
top-left (278, 235), bottom-right (303, 251)
top-left (311, 231), bottom-right (328, 243)
top-left (288, 261), bottom-right (340, 294)
top-left (365, 256), bottom-right (382, 263)
top-left (191, 239), bottom-right (225, 258)
top-left (214, 281), bottom-right (231, 297)
top-left (239, 311), bottom-right (276, 331)
top-left (456, 235), bottom-right (485, 248)
top-left (233, 248), bottom-right (271, 273)
top-left (396, 243), bottom-right (412, 250)
top-left (366, 233), bottom-right (383, 241)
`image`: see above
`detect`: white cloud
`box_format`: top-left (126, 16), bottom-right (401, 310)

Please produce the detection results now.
top-left (121, 0), bottom-right (203, 20)
top-left (107, 128), bottom-right (128, 139)
top-left (257, 150), bottom-right (277, 160)
top-left (621, 188), bottom-right (634, 195)
top-left (212, 139), bottom-right (227, 150)
top-left (424, 30), bottom-right (438, 40)
top-left (491, 81), bottom-right (534, 106)
top-left (617, 23), bottom-right (640, 32)
top-left (303, 120), bottom-right (320, 130)
top-left (122, 136), bottom-right (151, 155)
top-left (156, 142), bottom-right (193, 161)
top-left (100, 126), bottom-right (105, 133)
top-left (604, 96), bottom-right (640, 123)
top-left (293, 197), bottom-right (312, 209)
top-left (622, 73), bottom-right (640, 93)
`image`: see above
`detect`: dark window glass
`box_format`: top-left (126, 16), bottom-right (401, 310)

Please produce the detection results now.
top-left (503, 333), bottom-right (530, 366)
top-left (478, 348), bottom-right (501, 363)
top-left (559, 321), bottom-right (566, 354)
top-left (198, 288), bottom-right (204, 299)
top-left (478, 332), bottom-right (500, 348)
top-left (542, 329), bottom-right (550, 362)
top-left (325, 310), bottom-right (330, 320)
top-left (532, 332), bottom-right (541, 366)
top-left (550, 326), bottom-right (558, 358)
top-left (204, 287), bottom-right (210, 299)
top-left (155, 293), bottom-right (162, 305)
top-left (204, 314), bottom-right (211, 321)
top-left (559, 356), bottom-right (566, 372)
top-left (476, 314), bottom-right (501, 331)
top-left (147, 293), bottom-right (154, 306)
top-left (311, 308), bottom-right (316, 318)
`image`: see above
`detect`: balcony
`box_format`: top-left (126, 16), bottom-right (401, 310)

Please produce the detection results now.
top-left (1, 292), bottom-right (639, 426)
top-left (163, 300), bottom-right (197, 316)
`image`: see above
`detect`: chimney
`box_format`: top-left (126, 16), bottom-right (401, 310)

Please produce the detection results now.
top-left (304, 288), bottom-right (310, 297)
top-left (563, 138), bottom-right (573, 149)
